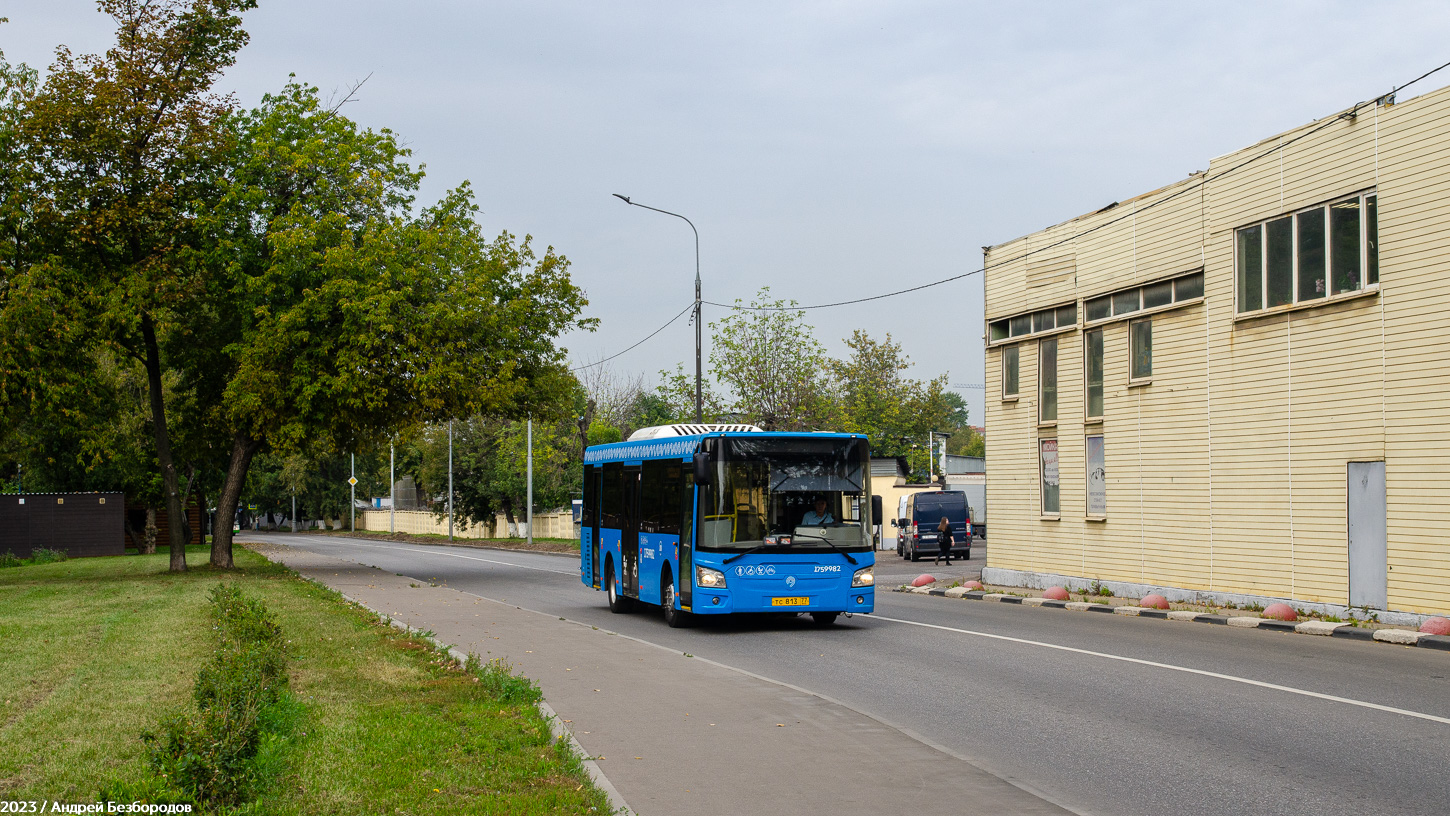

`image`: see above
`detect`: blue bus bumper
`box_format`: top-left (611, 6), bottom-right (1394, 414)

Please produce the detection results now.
top-left (688, 587), bottom-right (874, 615)
top-left (687, 554), bottom-right (876, 615)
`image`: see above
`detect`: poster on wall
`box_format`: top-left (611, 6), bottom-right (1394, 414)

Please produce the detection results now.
top-left (1086, 435), bottom-right (1106, 516)
top-left (1040, 439), bottom-right (1060, 486)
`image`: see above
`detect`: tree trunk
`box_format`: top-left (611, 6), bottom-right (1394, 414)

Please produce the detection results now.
top-left (124, 512), bottom-right (151, 554)
top-left (141, 313), bottom-right (186, 572)
top-left (211, 430), bottom-right (263, 568)
top-left (195, 482), bottom-right (210, 544)
top-left (143, 508), bottom-right (157, 554)
top-left (502, 498), bottom-right (517, 538)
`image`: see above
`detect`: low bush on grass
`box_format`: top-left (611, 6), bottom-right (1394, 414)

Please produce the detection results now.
top-left (0, 548), bottom-right (68, 567)
top-left (137, 583), bottom-right (299, 808)
top-left (465, 654), bottom-right (542, 705)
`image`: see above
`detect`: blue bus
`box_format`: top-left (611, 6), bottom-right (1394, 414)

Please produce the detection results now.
top-left (580, 425), bottom-right (880, 627)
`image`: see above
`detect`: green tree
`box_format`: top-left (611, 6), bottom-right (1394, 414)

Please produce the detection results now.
top-left (941, 391), bottom-right (984, 457)
top-left (652, 364), bottom-right (726, 426)
top-left (426, 413), bottom-right (581, 536)
top-left (831, 329), bottom-right (953, 475)
top-left (199, 81), bottom-right (590, 565)
top-left (1, 0), bottom-right (256, 570)
top-left (708, 289), bottom-right (837, 431)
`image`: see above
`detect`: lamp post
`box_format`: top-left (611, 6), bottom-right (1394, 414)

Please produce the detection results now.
top-left (613, 194), bottom-right (702, 423)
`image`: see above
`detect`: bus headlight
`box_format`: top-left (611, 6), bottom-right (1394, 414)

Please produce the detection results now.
top-left (852, 566), bottom-right (874, 587)
top-left (696, 565), bottom-right (727, 588)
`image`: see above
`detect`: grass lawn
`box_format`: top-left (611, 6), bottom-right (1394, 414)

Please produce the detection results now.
top-left (0, 546), bottom-right (610, 814)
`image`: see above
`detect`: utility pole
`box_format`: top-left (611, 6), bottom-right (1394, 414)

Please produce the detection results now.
top-left (389, 443), bottom-right (395, 534)
top-left (448, 420), bottom-right (454, 542)
top-left (291, 492), bottom-right (296, 534)
top-left (526, 416), bottom-right (534, 546)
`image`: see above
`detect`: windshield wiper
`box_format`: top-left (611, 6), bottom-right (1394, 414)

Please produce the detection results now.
top-left (788, 533), bottom-right (859, 565)
top-left (723, 540), bottom-right (793, 564)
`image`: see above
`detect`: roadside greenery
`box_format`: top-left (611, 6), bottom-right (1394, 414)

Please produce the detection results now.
top-left (0, 545), bottom-right (609, 813)
top-left (0, 3), bottom-right (590, 571)
top-left (0, 547), bottom-right (67, 568)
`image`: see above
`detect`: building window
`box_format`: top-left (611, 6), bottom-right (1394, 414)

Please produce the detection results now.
top-left (1236, 192), bottom-right (1378, 314)
top-left (1039, 337), bottom-right (1058, 423)
top-left (1085, 329), bottom-right (1104, 420)
top-left (989, 303), bottom-right (1077, 344)
top-left (1130, 319), bottom-right (1152, 381)
top-left (1002, 345), bottom-right (1019, 398)
top-left (1040, 438), bottom-right (1060, 515)
top-left (1086, 434), bottom-right (1106, 517)
top-left (1084, 269), bottom-right (1204, 325)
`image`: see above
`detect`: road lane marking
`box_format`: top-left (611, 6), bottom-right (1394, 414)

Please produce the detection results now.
top-left (259, 535), bottom-right (579, 576)
top-left (871, 614), bottom-right (1450, 727)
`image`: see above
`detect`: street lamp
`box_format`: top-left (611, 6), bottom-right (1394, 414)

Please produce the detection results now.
top-left (613, 193), bottom-right (703, 424)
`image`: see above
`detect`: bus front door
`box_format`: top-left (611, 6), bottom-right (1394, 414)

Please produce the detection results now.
top-left (623, 465), bottom-right (641, 598)
top-left (589, 466), bottom-right (602, 589)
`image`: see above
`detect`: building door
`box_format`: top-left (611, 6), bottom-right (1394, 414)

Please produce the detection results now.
top-left (622, 465), bottom-right (641, 598)
top-left (1347, 461), bottom-right (1387, 609)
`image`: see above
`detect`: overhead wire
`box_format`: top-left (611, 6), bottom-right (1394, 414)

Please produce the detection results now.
top-left (576, 57), bottom-right (1450, 362)
top-left (706, 56), bottom-right (1450, 313)
top-left (570, 300), bottom-right (695, 372)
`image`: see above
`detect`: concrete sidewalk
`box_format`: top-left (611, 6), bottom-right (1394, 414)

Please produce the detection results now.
top-left (253, 541), bottom-right (1073, 816)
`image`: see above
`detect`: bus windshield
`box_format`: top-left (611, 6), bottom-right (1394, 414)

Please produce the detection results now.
top-left (698, 437), bottom-right (871, 553)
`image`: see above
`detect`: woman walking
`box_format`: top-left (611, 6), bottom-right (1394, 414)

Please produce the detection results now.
top-left (934, 515), bottom-right (953, 566)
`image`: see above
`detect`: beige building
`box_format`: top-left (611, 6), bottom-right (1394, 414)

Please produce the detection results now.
top-left (982, 83), bottom-right (1450, 622)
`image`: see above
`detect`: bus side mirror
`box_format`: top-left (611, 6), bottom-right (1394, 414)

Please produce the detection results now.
top-left (871, 495), bottom-right (883, 526)
top-left (693, 451), bottom-right (712, 486)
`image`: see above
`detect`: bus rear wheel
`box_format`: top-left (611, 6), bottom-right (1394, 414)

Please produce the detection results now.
top-left (811, 612), bottom-right (839, 627)
top-left (661, 570), bottom-right (688, 628)
top-left (606, 560), bottom-right (631, 614)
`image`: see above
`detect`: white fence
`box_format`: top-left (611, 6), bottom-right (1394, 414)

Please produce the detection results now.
top-left (357, 508), bottom-right (576, 540)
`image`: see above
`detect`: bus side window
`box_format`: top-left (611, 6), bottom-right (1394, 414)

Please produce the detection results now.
top-left (601, 463), bottom-right (624, 528)
top-left (582, 466), bottom-right (597, 526)
top-left (640, 460), bottom-right (682, 535)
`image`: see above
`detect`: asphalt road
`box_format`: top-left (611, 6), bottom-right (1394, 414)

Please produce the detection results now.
top-left (248, 533), bottom-right (1450, 816)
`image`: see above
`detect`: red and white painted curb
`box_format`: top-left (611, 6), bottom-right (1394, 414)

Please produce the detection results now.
top-left (894, 584), bottom-right (1450, 652)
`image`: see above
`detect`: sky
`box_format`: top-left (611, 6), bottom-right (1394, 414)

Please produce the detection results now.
top-left (7, 1), bottom-right (1450, 427)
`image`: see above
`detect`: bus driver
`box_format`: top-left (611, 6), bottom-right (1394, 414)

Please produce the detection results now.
top-left (801, 497), bottom-right (835, 526)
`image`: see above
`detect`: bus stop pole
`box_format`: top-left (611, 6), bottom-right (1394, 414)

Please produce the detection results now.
top-left (350, 454), bottom-right (355, 532)
top-left (390, 443), bottom-right (395, 534)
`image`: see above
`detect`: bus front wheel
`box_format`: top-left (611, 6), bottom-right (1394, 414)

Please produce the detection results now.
top-left (661, 569), bottom-right (688, 628)
top-left (606, 560), bottom-right (632, 614)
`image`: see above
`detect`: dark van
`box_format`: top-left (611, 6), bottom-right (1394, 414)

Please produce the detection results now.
top-left (893, 490), bottom-right (971, 562)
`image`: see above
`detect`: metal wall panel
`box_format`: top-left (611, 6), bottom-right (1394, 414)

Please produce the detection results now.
top-left (0, 493), bottom-right (125, 558)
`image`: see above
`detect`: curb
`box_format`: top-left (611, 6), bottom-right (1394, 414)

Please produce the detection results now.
top-left (337, 590), bottom-right (636, 816)
top-left (894, 585), bottom-right (1449, 653)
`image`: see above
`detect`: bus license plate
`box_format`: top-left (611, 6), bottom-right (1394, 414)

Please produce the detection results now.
top-left (771, 596), bottom-right (809, 606)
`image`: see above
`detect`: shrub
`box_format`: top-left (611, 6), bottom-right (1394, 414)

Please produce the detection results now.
top-left (29, 548), bottom-right (68, 564)
top-left (142, 583), bottom-right (293, 808)
top-left (0, 551), bottom-right (22, 568)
